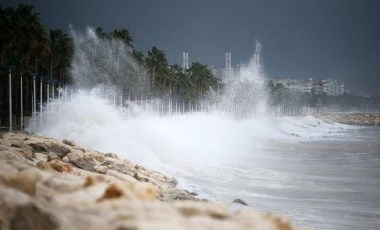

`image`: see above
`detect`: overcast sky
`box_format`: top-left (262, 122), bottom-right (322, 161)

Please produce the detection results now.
top-left (2, 0), bottom-right (380, 92)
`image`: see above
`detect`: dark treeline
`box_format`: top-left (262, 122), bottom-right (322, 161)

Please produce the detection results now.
top-left (0, 4), bottom-right (218, 127)
top-left (0, 4), bottom-right (74, 127)
top-left (93, 27), bottom-right (217, 100)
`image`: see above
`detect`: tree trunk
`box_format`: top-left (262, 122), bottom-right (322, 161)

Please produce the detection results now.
top-left (151, 69), bottom-right (155, 89)
top-left (34, 58), bottom-right (38, 73)
top-left (0, 48), bottom-right (4, 67)
top-left (59, 68), bottom-right (63, 83)
top-left (50, 55), bottom-right (53, 77)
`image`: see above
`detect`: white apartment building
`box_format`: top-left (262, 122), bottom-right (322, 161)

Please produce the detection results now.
top-left (211, 65), bottom-right (240, 83)
top-left (273, 78), bottom-right (314, 93)
top-left (321, 79), bottom-right (344, 96)
top-left (271, 78), bottom-right (344, 95)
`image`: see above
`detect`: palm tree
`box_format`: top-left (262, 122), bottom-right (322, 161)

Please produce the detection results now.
top-left (0, 7), bottom-right (12, 67)
top-left (132, 50), bottom-right (145, 67)
top-left (189, 62), bottom-right (216, 98)
top-left (95, 27), bottom-right (108, 39)
top-left (111, 28), bottom-right (133, 48)
top-left (168, 64), bottom-right (183, 95)
top-left (0, 4), bottom-right (47, 69)
top-left (0, 4), bottom-right (49, 126)
top-left (49, 29), bottom-right (73, 83)
top-left (145, 47), bottom-right (168, 91)
top-left (167, 65), bottom-right (197, 101)
top-left (22, 5), bottom-right (46, 66)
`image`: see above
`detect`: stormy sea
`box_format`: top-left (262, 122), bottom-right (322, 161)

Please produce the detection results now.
top-left (28, 28), bottom-right (380, 230)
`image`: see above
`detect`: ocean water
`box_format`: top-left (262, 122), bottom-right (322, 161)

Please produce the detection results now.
top-left (29, 92), bottom-right (380, 230)
top-left (173, 125), bottom-right (380, 230)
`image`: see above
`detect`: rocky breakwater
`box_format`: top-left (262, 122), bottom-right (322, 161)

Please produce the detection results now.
top-left (0, 132), bottom-right (304, 230)
top-left (315, 113), bottom-right (380, 126)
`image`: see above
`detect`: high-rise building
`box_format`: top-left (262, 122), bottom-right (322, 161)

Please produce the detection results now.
top-left (210, 47), bottom-right (242, 83)
top-left (224, 47), bottom-right (233, 82)
top-left (182, 47), bottom-right (189, 70)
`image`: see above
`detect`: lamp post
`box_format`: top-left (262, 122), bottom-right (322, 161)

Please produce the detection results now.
top-left (40, 76), bottom-right (43, 117)
top-left (120, 92), bottom-right (123, 111)
top-left (46, 78), bottom-right (50, 105)
top-left (52, 80), bottom-right (55, 103)
top-left (20, 71), bottom-right (23, 130)
top-left (32, 73), bottom-right (38, 127)
top-left (8, 66), bottom-right (15, 132)
top-left (58, 82), bottom-right (61, 101)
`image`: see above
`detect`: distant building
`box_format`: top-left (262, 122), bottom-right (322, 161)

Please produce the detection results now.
top-left (313, 79), bottom-right (324, 95)
top-left (182, 48), bottom-right (189, 70)
top-left (211, 65), bottom-right (238, 82)
top-left (273, 78), bottom-right (314, 93)
top-left (321, 79), bottom-right (344, 96)
top-left (276, 79), bottom-right (301, 91)
top-left (208, 48), bottom-right (345, 95)
top-left (211, 47), bottom-right (240, 83)
top-left (272, 78), bottom-right (344, 96)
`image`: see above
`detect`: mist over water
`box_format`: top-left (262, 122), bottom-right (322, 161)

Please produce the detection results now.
top-left (30, 30), bottom-right (277, 168)
top-left (28, 29), bottom-right (380, 230)
top-left (32, 89), bottom-right (274, 168)
top-left (70, 27), bottom-right (148, 95)
top-left (207, 41), bottom-right (269, 117)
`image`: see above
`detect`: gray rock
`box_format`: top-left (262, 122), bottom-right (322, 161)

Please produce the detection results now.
top-left (133, 172), bottom-right (149, 182)
top-left (105, 152), bottom-right (119, 159)
top-left (232, 198), bottom-right (248, 206)
top-left (184, 190), bottom-right (198, 197)
top-left (29, 143), bottom-right (48, 152)
top-left (190, 191), bottom-right (198, 196)
top-left (71, 158), bottom-right (96, 172)
top-left (74, 148), bottom-right (86, 153)
top-left (48, 143), bottom-right (71, 158)
top-left (66, 152), bottom-right (81, 162)
top-left (171, 190), bottom-right (197, 201)
top-left (63, 139), bottom-right (76, 147)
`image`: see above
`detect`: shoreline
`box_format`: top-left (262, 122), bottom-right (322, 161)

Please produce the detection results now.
top-left (0, 132), bottom-right (303, 230)
top-left (314, 112), bottom-right (380, 126)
